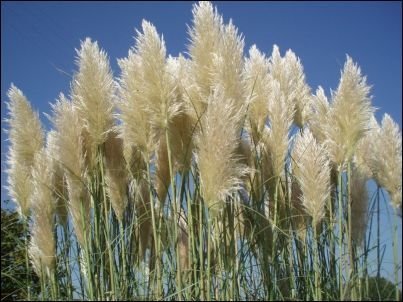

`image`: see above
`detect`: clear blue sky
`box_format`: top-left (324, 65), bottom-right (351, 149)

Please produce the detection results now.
top-left (1, 0), bottom-right (401, 286)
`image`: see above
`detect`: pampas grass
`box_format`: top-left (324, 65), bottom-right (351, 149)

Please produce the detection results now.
top-left (29, 148), bottom-right (56, 278)
top-left (5, 84), bottom-right (44, 217)
top-left (47, 130), bottom-right (69, 228)
top-left (269, 45), bottom-right (311, 128)
top-left (308, 86), bottom-right (330, 144)
top-left (188, 1), bottom-right (223, 104)
top-left (353, 115), bottom-right (379, 179)
top-left (369, 114), bottom-right (402, 212)
top-left (48, 94), bottom-right (90, 246)
top-left (243, 45), bottom-right (271, 144)
top-left (292, 129), bottom-right (330, 225)
top-left (117, 47), bottom-right (153, 158)
top-left (3, 2), bottom-right (401, 301)
top-left (195, 88), bottom-right (247, 214)
top-left (211, 20), bottom-right (245, 113)
top-left (72, 38), bottom-right (115, 153)
top-left (262, 79), bottom-right (294, 179)
top-left (324, 56), bottom-right (374, 170)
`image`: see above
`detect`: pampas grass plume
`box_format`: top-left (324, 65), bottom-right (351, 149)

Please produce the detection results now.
top-left (5, 84), bottom-right (44, 217)
top-left (370, 114), bottom-right (402, 212)
top-left (292, 129), bottom-right (331, 225)
top-left (73, 38), bottom-right (115, 146)
top-left (324, 56), bottom-right (374, 169)
top-left (29, 148), bottom-right (56, 277)
top-left (196, 88), bottom-right (248, 214)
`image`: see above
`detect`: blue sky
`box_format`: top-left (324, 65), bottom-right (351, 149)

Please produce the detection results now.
top-left (1, 1), bottom-right (401, 287)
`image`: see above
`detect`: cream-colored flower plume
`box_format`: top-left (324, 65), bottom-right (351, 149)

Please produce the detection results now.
top-left (292, 129), bottom-right (331, 225)
top-left (324, 56), bottom-right (374, 169)
top-left (153, 56), bottom-right (195, 203)
top-left (72, 38), bottom-right (115, 164)
top-left (243, 45), bottom-right (271, 144)
top-left (117, 48), bottom-right (152, 160)
top-left (369, 114), bottom-right (402, 212)
top-left (307, 86), bottom-right (330, 144)
top-left (118, 21), bottom-right (190, 207)
top-left (136, 21), bottom-right (184, 142)
top-left (117, 20), bottom-right (184, 161)
top-left (269, 45), bottom-right (311, 128)
top-left (29, 148), bottom-right (56, 277)
top-left (49, 94), bottom-right (90, 246)
top-left (5, 84), bottom-right (44, 217)
top-left (49, 94), bottom-right (86, 181)
top-left (262, 79), bottom-right (294, 179)
top-left (187, 1), bottom-right (223, 101)
top-left (195, 88), bottom-right (248, 214)
top-left (187, 1), bottom-right (246, 134)
top-left (211, 20), bottom-right (245, 114)
top-left (353, 115), bottom-right (379, 179)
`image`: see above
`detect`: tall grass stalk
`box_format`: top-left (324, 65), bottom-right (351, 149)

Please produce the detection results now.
top-left (165, 128), bottom-right (183, 300)
top-left (313, 223), bottom-right (322, 300)
top-left (347, 162), bottom-right (357, 300)
top-left (23, 220), bottom-right (32, 301)
top-left (393, 212), bottom-right (400, 301)
top-left (146, 159), bottom-right (162, 299)
top-left (337, 170), bottom-right (344, 300)
top-left (377, 186), bottom-right (381, 279)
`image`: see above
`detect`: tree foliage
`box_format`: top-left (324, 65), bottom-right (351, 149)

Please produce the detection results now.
top-left (1, 201), bottom-right (40, 301)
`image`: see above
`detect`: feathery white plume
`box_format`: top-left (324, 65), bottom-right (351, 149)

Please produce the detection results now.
top-left (308, 86), bottom-right (330, 144)
top-left (5, 84), bottom-right (44, 217)
top-left (262, 79), bottom-right (294, 178)
top-left (243, 45), bottom-right (271, 143)
top-left (196, 87), bottom-right (248, 214)
top-left (29, 148), bottom-right (56, 277)
top-left (369, 114), bottom-right (402, 212)
top-left (49, 94), bottom-right (90, 246)
top-left (72, 38), bottom-right (115, 164)
top-left (269, 45), bottom-right (311, 128)
top-left (292, 129), bottom-right (331, 225)
top-left (118, 20), bottom-right (184, 160)
top-left (324, 56), bottom-right (374, 169)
